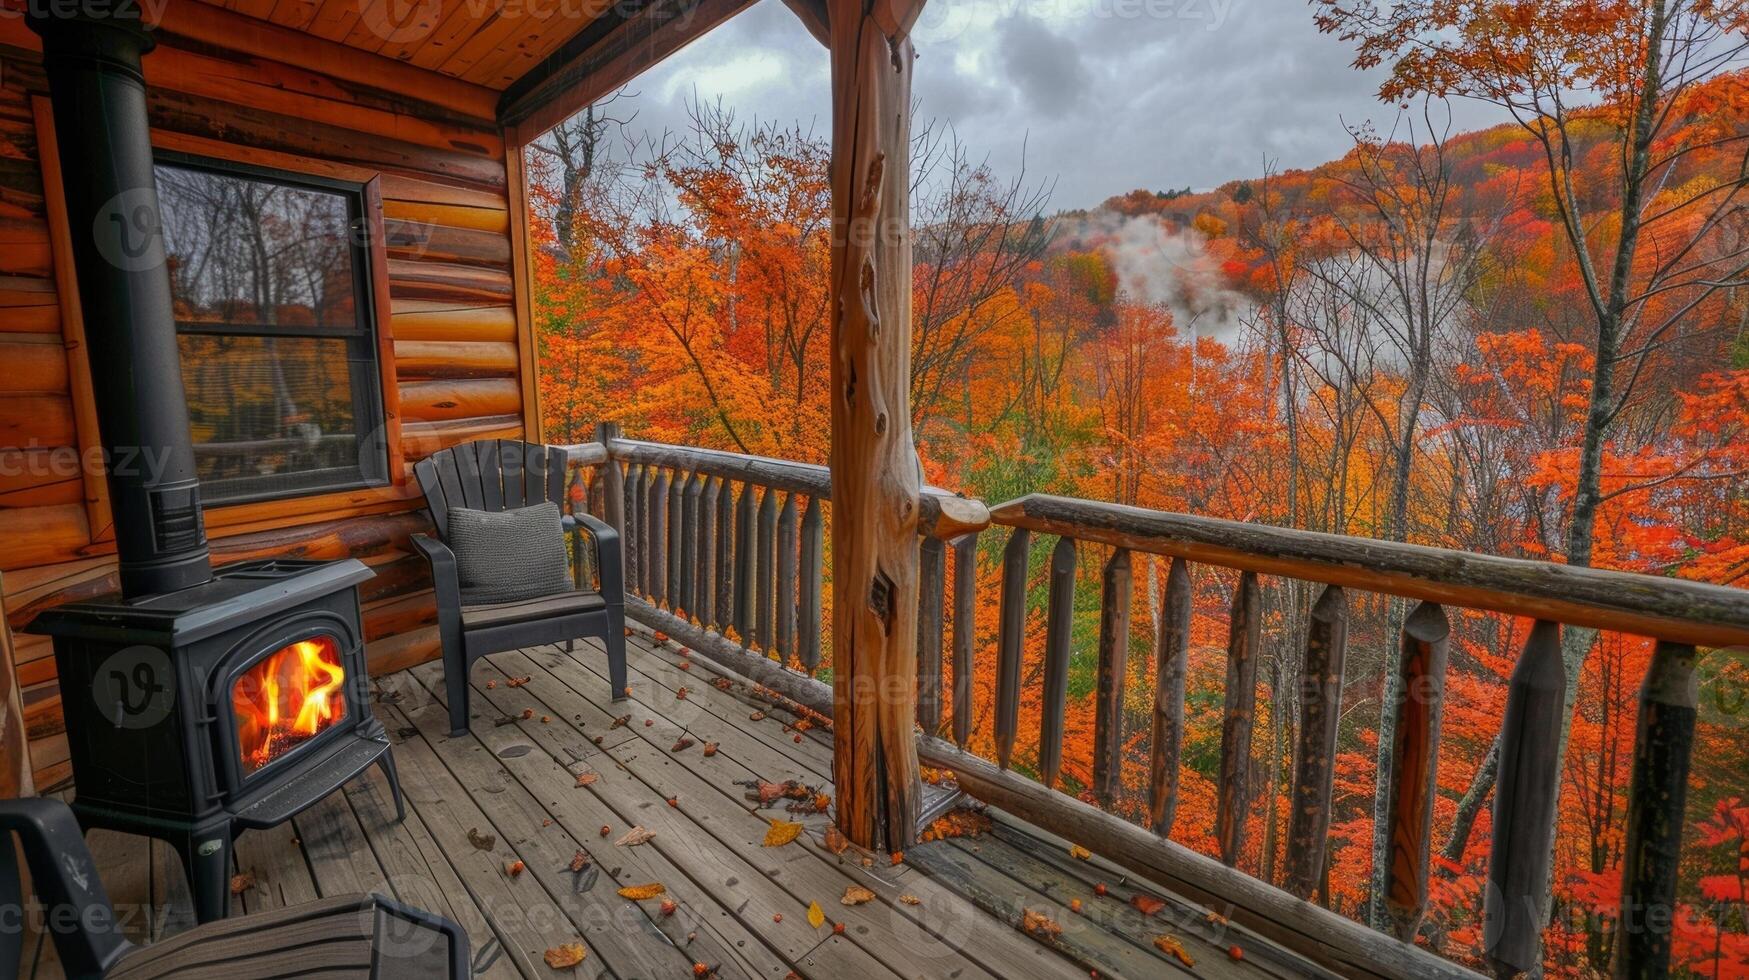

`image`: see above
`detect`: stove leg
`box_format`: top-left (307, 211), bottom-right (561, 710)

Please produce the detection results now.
top-left (174, 827), bottom-right (233, 924)
top-left (377, 753), bottom-right (406, 823)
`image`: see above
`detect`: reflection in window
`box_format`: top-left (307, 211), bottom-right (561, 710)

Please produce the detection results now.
top-left (156, 159), bottom-right (387, 504)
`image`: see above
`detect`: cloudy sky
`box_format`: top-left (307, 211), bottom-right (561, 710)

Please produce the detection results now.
top-left (611, 0), bottom-right (1515, 210)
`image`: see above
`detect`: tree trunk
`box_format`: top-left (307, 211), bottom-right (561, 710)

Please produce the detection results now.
top-left (825, 0), bottom-right (927, 852)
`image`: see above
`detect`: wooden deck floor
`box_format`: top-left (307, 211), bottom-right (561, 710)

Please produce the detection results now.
top-left (23, 631), bottom-right (1331, 980)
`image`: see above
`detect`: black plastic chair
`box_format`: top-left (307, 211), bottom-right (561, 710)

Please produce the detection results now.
top-left (0, 797), bottom-right (470, 979)
top-left (412, 439), bottom-right (628, 737)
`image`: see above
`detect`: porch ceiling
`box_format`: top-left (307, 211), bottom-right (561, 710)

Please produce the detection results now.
top-left (202, 0), bottom-right (606, 91)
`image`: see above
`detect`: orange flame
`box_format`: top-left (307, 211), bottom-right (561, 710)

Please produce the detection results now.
top-left (233, 636), bottom-right (347, 775)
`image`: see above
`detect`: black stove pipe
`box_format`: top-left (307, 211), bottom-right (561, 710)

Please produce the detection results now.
top-left (29, 4), bottom-right (213, 599)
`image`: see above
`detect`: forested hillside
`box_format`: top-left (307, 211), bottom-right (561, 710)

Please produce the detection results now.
top-left (527, 57), bottom-right (1749, 977)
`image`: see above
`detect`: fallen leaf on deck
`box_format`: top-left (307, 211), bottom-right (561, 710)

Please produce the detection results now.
top-left (899, 894), bottom-right (921, 906)
top-left (1020, 909), bottom-right (1062, 939)
top-left (672, 737), bottom-right (695, 752)
top-left (750, 710), bottom-right (766, 721)
top-left (617, 883), bottom-right (666, 900)
top-left (575, 772), bottom-right (599, 787)
top-left (610, 714), bottom-right (631, 729)
top-left (823, 826), bottom-right (850, 854)
top-left (702, 742), bottom-right (719, 757)
top-left (569, 850), bottom-right (590, 873)
top-left (544, 943), bottom-right (587, 969)
top-left (841, 885), bottom-right (875, 906)
top-left (806, 901), bottom-right (825, 928)
top-left (763, 820), bottom-right (804, 847)
top-left (1069, 844), bottom-right (1092, 860)
top-left (617, 826), bottom-right (656, 847)
top-left (1153, 935), bottom-right (1195, 966)
top-left (1131, 894), bottom-right (1166, 916)
top-left (467, 828), bottom-right (496, 850)
top-left (506, 859), bottom-right (525, 877)
top-left (713, 678), bottom-right (733, 691)
top-left (229, 872), bottom-right (254, 894)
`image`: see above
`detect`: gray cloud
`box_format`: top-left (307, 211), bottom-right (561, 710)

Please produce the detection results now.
top-left (583, 0), bottom-right (1514, 210)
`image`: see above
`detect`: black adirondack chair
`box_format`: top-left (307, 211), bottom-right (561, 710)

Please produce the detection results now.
top-left (1, 797), bottom-right (471, 979)
top-left (412, 439), bottom-right (627, 736)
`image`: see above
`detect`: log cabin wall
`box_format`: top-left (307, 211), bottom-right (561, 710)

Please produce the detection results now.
top-left (0, 8), bottom-right (538, 792)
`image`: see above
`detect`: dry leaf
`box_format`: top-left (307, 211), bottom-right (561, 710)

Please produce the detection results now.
top-left (702, 742), bottom-right (719, 757)
top-left (610, 714), bottom-right (631, 729)
top-left (841, 885), bottom-right (875, 906)
top-left (1069, 844), bottom-right (1092, 860)
top-left (617, 883), bottom-right (666, 900)
top-left (229, 872), bottom-right (254, 895)
top-left (506, 859), bottom-right (525, 877)
top-left (467, 828), bottom-right (496, 851)
top-left (1153, 935), bottom-right (1195, 967)
top-left (672, 737), bottom-right (695, 752)
top-left (1021, 909), bottom-right (1062, 939)
top-left (1131, 894), bottom-right (1166, 916)
top-left (575, 772), bottom-right (599, 787)
top-left (823, 825), bottom-right (850, 854)
top-left (544, 943), bottom-right (587, 969)
top-left (762, 820), bottom-right (804, 847)
top-left (899, 894), bottom-right (921, 906)
top-left (617, 826), bottom-right (656, 847)
top-left (807, 901), bottom-right (825, 928)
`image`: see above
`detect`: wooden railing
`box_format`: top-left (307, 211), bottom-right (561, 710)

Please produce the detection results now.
top-left (558, 434), bottom-right (1749, 980)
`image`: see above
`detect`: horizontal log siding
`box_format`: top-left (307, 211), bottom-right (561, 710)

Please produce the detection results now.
top-left (0, 29), bottom-right (527, 791)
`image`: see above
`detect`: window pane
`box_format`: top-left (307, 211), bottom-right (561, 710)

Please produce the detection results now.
top-left (180, 334), bottom-right (383, 501)
top-left (156, 164), bottom-right (358, 332)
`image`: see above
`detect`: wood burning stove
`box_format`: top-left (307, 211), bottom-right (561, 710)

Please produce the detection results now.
top-left (23, 6), bottom-right (403, 927)
top-left (29, 559), bottom-right (402, 925)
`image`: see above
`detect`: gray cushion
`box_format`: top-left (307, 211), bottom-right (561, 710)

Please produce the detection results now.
top-left (447, 502), bottom-right (571, 605)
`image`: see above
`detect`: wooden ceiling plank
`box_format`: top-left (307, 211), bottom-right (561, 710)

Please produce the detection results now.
top-left (467, 6), bottom-right (609, 88)
top-left (402, 1), bottom-right (489, 71)
top-left (164, 2), bottom-right (501, 119)
top-left (267, 0), bottom-right (324, 31)
top-left (305, 0), bottom-right (365, 41)
top-left (437, 7), bottom-right (548, 81)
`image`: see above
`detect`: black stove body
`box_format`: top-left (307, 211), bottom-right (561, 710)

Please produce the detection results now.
top-left (30, 559), bottom-right (401, 924)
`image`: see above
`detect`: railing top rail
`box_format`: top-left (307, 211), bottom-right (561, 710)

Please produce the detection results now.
top-left (564, 438), bottom-right (991, 538)
top-left (991, 493), bottom-right (1749, 648)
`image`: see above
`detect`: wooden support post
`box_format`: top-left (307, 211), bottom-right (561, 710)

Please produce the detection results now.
top-left (775, 492), bottom-right (798, 662)
top-left (950, 533), bottom-right (978, 750)
top-left (1616, 641), bottom-right (1698, 979)
top-left (715, 481), bottom-right (737, 633)
top-left (700, 477), bottom-right (721, 626)
top-left (1485, 620), bottom-right (1564, 977)
top-left (1, 571), bottom-right (32, 800)
top-left (1092, 547), bottom-right (1132, 807)
top-left (798, 497), bottom-right (824, 673)
top-left (1285, 584), bottom-right (1347, 900)
top-left (733, 481), bottom-right (757, 644)
top-left (595, 422), bottom-right (625, 535)
top-left (1217, 570), bottom-right (1261, 867)
top-left (1150, 557), bottom-right (1191, 836)
top-left (1038, 536), bottom-right (1077, 790)
top-left (1383, 601), bottom-right (1449, 941)
top-left (995, 527), bottom-right (1031, 770)
top-left (917, 536), bottom-right (946, 734)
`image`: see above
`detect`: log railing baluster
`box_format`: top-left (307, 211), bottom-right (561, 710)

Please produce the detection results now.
top-left (1285, 584), bottom-right (1347, 900)
top-left (798, 496), bottom-right (824, 673)
top-left (775, 492), bottom-right (798, 664)
top-left (1484, 619), bottom-right (1564, 977)
top-left (626, 462), bottom-right (645, 596)
top-left (597, 423), bottom-right (625, 534)
top-left (754, 487), bottom-right (777, 654)
top-left (951, 532), bottom-right (977, 750)
top-left (699, 477), bottom-right (720, 628)
top-left (1150, 556), bottom-right (1191, 837)
top-left (917, 535), bottom-right (946, 734)
top-left (666, 469), bottom-right (684, 610)
top-left (733, 480), bottom-right (756, 644)
top-left (1092, 547), bottom-right (1131, 808)
top-left (1616, 641), bottom-right (1698, 979)
top-left (648, 468), bottom-right (668, 604)
top-left (1383, 600), bottom-right (1450, 941)
top-left (715, 479), bottom-right (735, 632)
top-left (1038, 536), bottom-right (1076, 791)
top-left (1217, 569), bottom-right (1261, 867)
top-left (679, 473), bottom-right (702, 618)
top-left (995, 527), bottom-right (1031, 770)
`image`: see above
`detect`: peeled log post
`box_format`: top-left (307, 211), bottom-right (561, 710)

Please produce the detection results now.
top-left (995, 527), bottom-right (1032, 770)
top-left (1150, 556), bottom-right (1191, 836)
top-left (715, 480), bottom-right (736, 633)
top-left (823, 0), bottom-right (928, 851)
top-left (1285, 584), bottom-right (1347, 900)
top-left (680, 472), bottom-right (703, 618)
top-left (733, 481), bottom-right (756, 644)
top-left (648, 468), bottom-right (668, 606)
top-left (1217, 570), bottom-right (1261, 867)
top-left (667, 471), bottom-right (685, 610)
top-left (798, 496), bottom-right (824, 673)
top-left (950, 532), bottom-right (977, 749)
top-left (1485, 620), bottom-right (1565, 978)
top-left (699, 477), bottom-right (720, 627)
top-left (755, 487), bottom-right (778, 654)
top-left (626, 462), bottom-right (645, 595)
top-left (776, 492), bottom-right (798, 662)
top-left (1615, 642), bottom-right (1698, 980)
top-left (1093, 547), bottom-right (1132, 808)
top-left (1384, 601), bottom-right (1450, 942)
top-left (1038, 536), bottom-right (1077, 791)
